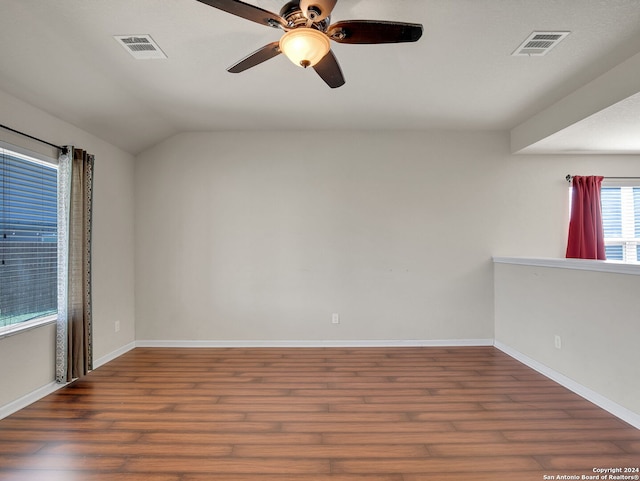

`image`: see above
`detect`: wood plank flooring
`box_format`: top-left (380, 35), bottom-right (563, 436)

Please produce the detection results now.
top-left (0, 346), bottom-right (638, 481)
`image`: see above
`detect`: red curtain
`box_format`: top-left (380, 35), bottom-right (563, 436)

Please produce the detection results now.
top-left (566, 175), bottom-right (606, 260)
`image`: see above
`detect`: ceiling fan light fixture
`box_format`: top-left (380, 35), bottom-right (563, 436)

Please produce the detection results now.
top-left (279, 28), bottom-right (330, 68)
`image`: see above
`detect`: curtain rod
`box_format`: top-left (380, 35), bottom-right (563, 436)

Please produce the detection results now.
top-left (0, 123), bottom-right (67, 153)
top-left (565, 174), bottom-right (640, 182)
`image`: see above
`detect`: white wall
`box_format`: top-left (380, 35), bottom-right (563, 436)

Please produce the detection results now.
top-left (135, 131), bottom-right (501, 342)
top-left (494, 261), bottom-right (640, 417)
top-left (134, 130), bottom-right (640, 343)
top-left (0, 89), bottom-right (136, 408)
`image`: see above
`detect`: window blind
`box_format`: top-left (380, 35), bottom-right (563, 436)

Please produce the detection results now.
top-left (600, 186), bottom-right (640, 262)
top-left (601, 187), bottom-right (622, 238)
top-left (0, 147), bottom-right (57, 327)
top-left (634, 187), bottom-right (640, 238)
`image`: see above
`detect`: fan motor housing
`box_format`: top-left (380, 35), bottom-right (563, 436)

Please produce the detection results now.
top-left (279, 0), bottom-right (330, 30)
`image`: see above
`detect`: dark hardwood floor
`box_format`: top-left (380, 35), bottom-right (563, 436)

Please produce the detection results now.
top-left (0, 346), bottom-right (638, 480)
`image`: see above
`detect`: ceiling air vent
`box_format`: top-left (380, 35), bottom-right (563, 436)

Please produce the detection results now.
top-left (512, 31), bottom-right (570, 56)
top-left (113, 34), bottom-right (167, 59)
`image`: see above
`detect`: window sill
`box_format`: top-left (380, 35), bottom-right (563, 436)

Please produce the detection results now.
top-left (0, 315), bottom-right (57, 340)
top-left (492, 257), bottom-right (640, 276)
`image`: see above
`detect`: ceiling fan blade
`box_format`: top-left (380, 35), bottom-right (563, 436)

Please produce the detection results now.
top-left (327, 20), bottom-right (423, 44)
top-left (196, 0), bottom-right (286, 29)
top-left (227, 42), bottom-right (281, 73)
top-left (313, 50), bottom-right (345, 88)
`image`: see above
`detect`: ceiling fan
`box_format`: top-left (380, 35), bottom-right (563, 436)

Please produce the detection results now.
top-left (196, 0), bottom-right (423, 88)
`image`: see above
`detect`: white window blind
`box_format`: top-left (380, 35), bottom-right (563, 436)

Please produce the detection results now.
top-left (601, 186), bottom-right (640, 262)
top-left (0, 147), bottom-right (58, 328)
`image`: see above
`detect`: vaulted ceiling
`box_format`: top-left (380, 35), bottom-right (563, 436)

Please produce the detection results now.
top-left (1, 0), bottom-right (639, 155)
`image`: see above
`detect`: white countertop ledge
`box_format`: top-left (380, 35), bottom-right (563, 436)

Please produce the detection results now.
top-left (492, 256), bottom-right (640, 276)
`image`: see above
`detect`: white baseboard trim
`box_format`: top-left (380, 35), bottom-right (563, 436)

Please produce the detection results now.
top-left (135, 338), bottom-right (495, 348)
top-left (494, 340), bottom-right (640, 430)
top-left (93, 341), bottom-right (136, 369)
top-left (1, 341), bottom-right (135, 420)
top-left (0, 381), bottom-right (64, 420)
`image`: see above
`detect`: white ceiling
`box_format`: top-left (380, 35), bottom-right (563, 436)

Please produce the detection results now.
top-left (1, 0), bottom-right (639, 155)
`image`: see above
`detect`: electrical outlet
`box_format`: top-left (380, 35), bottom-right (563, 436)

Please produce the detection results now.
top-left (554, 335), bottom-right (561, 349)
top-left (115, 320), bottom-right (120, 333)
top-left (331, 313), bottom-right (339, 324)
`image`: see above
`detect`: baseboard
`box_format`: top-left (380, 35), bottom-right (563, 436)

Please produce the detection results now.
top-left (135, 338), bottom-right (495, 348)
top-left (1, 341), bottom-right (136, 420)
top-left (0, 381), bottom-right (64, 420)
top-left (93, 341), bottom-right (136, 369)
top-left (494, 340), bottom-right (640, 430)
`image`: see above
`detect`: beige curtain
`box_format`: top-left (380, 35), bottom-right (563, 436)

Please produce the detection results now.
top-left (56, 147), bottom-right (94, 383)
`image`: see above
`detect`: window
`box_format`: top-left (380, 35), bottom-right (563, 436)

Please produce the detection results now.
top-left (0, 146), bottom-right (58, 332)
top-left (601, 185), bottom-right (640, 262)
